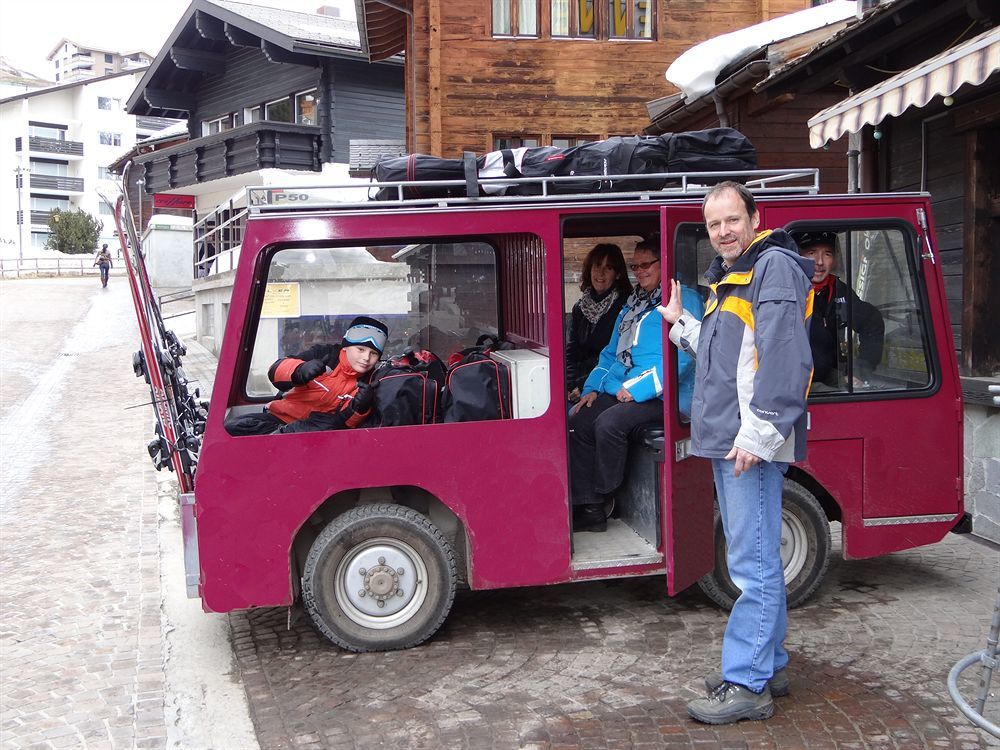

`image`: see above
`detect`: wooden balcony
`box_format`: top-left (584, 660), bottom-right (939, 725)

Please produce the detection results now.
top-left (134, 122), bottom-right (322, 193)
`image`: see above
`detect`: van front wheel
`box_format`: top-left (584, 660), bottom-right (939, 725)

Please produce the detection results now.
top-left (302, 504), bottom-right (457, 652)
top-left (697, 479), bottom-right (831, 610)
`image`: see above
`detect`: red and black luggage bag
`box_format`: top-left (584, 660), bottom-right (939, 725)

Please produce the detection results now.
top-left (442, 336), bottom-right (513, 422)
top-left (372, 349), bottom-right (446, 426)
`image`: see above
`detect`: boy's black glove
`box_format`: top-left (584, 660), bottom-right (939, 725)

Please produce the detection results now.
top-left (351, 381), bottom-right (375, 413)
top-left (291, 359), bottom-right (326, 386)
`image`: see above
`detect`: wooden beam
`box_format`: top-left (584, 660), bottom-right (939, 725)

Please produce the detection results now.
top-left (837, 63), bottom-right (884, 92)
top-left (261, 40), bottom-right (312, 65)
top-left (746, 92), bottom-right (794, 118)
top-left (143, 88), bottom-right (196, 112)
top-left (952, 90), bottom-right (1000, 132)
top-left (169, 46), bottom-right (226, 74)
top-left (429, 0), bottom-right (441, 155)
top-left (224, 24), bottom-right (259, 48)
top-left (961, 126), bottom-right (1000, 375)
top-left (195, 11), bottom-right (226, 41)
top-left (765, 2), bottom-right (963, 95)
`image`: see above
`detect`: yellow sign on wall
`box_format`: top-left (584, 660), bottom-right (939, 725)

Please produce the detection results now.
top-left (261, 282), bottom-right (301, 318)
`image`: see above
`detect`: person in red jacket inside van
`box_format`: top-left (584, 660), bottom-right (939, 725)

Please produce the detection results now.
top-left (225, 316), bottom-right (388, 435)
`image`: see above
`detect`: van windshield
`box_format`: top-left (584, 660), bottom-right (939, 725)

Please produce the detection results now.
top-left (245, 242), bottom-right (500, 397)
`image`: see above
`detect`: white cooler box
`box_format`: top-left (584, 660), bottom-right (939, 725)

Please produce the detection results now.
top-left (489, 349), bottom-right (550, 418)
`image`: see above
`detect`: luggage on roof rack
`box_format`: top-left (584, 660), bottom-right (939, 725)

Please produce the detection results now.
top-left (370, 128), bottom-right (757, 201)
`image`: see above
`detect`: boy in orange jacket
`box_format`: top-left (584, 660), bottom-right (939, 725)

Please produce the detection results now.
top-left (225, 316), bottom-right (388, 435)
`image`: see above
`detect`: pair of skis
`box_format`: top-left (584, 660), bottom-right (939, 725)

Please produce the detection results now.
top-left (103, 163), bottom-right (205, 493)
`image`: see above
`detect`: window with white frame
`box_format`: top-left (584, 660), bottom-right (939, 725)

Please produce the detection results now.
top-left (29, 124), bottom-right (66, 140)
top-left (551, 0), bottom-right (653, 38)
top-left (30, 159), bottom-right (69, 176)
top-left (97, 166), bottom-right (114, 180)
top-left (99, 131), bottom-right (122, 146)
top-left (264, 98), bottom-right (291, 122)
top-left (608, 0), bottom-right (652, 38)
top-left (97, 96), bottom-right (120, 111)
top-left (492, 0), bottom-right (537, 36)
top-left (202, 115), bottom-right (233, 136)
top-left (295, 90), bottom-right (318, 125)
top-left (31, 196), bottom-right (69, 212)
top-left (246, 105), bottom-right (262, 124)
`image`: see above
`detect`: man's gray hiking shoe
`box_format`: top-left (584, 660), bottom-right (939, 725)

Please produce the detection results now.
top-left (687, 682), bottom-right (774, 725)
top-left (704, 667), bottom-right (789, 697)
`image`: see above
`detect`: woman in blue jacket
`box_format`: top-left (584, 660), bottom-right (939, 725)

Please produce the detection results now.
top-left (568, 239), bottom-right (668, 532)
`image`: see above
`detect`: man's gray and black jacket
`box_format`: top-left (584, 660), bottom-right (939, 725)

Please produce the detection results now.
top-left (668, 229), bottom-right (814, 463)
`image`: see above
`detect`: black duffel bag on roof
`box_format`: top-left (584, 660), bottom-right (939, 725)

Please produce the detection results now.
top-left (663, 127), bottom-right (757, 175)
top-left (371, 153), bottom-right (468, 200)
top-left (371, 128), bottom-right (757, 200)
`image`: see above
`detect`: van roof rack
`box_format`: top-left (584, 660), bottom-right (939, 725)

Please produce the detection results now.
top-left (247, 168), bottom-right (820, 214)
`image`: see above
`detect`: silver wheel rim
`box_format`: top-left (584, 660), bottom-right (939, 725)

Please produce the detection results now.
top-left (334, 537), bottom-right (428, 630)
top-left (780, 509), bottom-right (809, 584)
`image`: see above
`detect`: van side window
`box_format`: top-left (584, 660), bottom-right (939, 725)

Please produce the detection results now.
top-left (245, 242), bottom-right (500, 396)
top-left (672, 223), bottom-right (710, 419)
top-left (790, 227), bottom-right (931, 396)
top-left (238, 239), bottom-right (551, 426)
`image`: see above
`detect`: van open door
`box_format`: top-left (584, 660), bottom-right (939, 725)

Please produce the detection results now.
top-left (660, 207), bottom-right (715, 594)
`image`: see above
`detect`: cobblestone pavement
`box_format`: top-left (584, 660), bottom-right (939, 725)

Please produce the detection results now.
top-left (0, 279), bottom-right (255, 750)
top-left (1, 279), bottom-right (170, 749)
top-left (229, 534), bottom-right (999, 750)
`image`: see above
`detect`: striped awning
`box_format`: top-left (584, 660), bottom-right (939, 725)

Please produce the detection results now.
top-left (808, 26), bottom-right (1000, 148)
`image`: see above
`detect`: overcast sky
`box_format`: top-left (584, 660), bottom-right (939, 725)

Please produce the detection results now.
top-left (0, 0), bottom-right (354, 78)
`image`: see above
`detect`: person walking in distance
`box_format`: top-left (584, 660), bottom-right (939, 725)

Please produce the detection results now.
top-left (658, 181), bottom-right (814, 724)
top-left (94, 244), bottom-right (113, 288)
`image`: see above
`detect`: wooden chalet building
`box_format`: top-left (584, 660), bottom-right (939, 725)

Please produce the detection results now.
top-left (125, 0), bottom-right (404, 203)
top-left (354, 0), bottom-right (810, 156)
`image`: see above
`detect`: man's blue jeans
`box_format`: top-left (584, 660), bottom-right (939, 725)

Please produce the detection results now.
top-left (712, 457), bottom-right (789, 693)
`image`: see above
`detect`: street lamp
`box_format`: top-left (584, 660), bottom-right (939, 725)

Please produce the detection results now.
top-left (14, 165), bottom-right (25, 261)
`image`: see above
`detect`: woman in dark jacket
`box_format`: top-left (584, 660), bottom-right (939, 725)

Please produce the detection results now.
top-left (566, 243), bottom-right (633, 403)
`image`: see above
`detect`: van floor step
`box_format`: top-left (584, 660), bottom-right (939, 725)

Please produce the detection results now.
top-left (572, 519), bottom-right (663, 571)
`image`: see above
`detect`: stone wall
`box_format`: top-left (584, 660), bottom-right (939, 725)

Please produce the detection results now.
top-left (964, 403), bottom-right (1000, 544)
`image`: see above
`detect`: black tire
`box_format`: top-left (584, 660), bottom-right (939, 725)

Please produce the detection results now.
top-left (302, 503), bottom-right (457, 652)
top-left (697, 479), bottom-right (831, 610)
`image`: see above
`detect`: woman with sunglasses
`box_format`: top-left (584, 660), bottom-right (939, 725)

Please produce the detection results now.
top-left (568, 239), bottom-right (666, 532)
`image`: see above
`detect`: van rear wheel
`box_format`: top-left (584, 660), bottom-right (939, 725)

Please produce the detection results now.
top-left (302, 504), bottom-right (457, 652)
top-left (697, 479), bottom-right (831, 610)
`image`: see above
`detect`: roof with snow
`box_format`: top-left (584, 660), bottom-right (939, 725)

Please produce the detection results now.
top-left (664, 1), bottom-right (857, 102)
top-left (126, 0), bottom-right (366, 118)
top-left (645, 2), bottom-right (856, 134)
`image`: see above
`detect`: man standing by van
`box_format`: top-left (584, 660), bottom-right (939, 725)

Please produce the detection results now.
top-left (658, 182), bottom-right (813, 724)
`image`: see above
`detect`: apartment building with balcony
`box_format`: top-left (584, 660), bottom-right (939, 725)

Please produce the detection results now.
top-left (47, 39), bottom-right (153, 84)
top-left (0, 69), bottom-right (179, 255)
